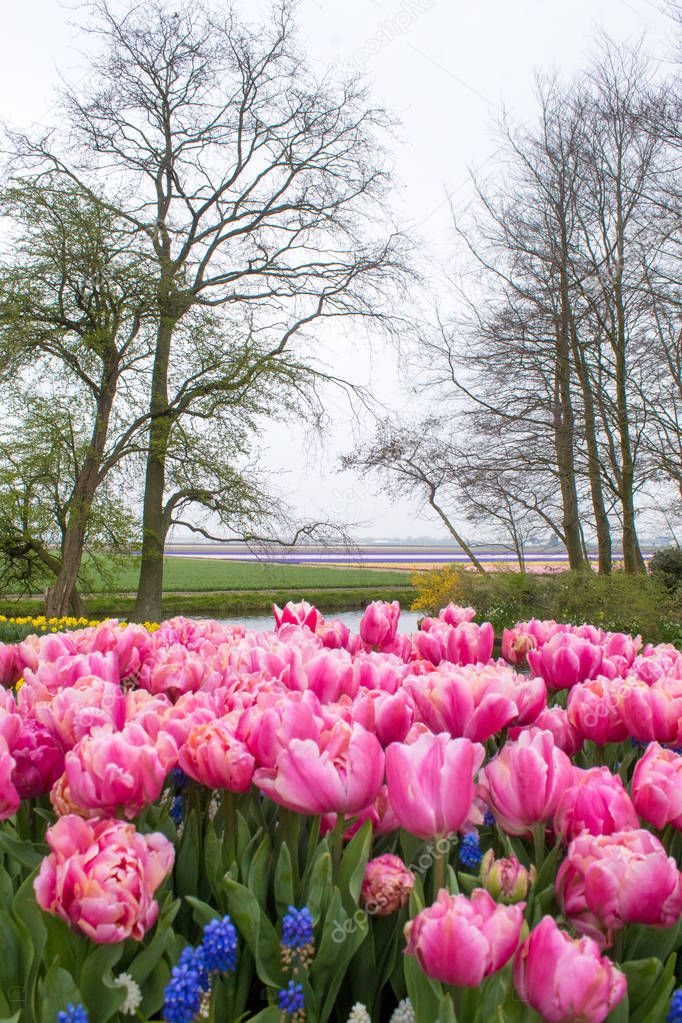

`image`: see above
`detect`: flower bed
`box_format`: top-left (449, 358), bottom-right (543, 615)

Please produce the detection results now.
top-left (0, 600), bottom-right (680, 1023)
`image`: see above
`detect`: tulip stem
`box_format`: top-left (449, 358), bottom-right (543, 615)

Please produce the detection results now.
top-left (330, 814), bottom-right (345, 878)
top-left (280, 807), bottom-right (300, 891)
top-left (221, 790), bottom-right (236, 868)
top-left (662, 822), bottom-right (675, 855)
top-left (532, 824), bottom-right (545, 873)
top-left (432, 834), bottom-right (448, 899)
top-left (613, 929), bottom-right (625, 962)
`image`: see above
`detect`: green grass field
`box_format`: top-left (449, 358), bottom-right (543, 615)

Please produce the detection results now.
top-left (94, 556), bottom-right (413, 593)
top-left (0, 555), bottom-right (417, 620)
top-left (1, 556), bottom-right (413, 596)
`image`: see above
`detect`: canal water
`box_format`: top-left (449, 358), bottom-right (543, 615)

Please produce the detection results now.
top-left (218, 608), bottom-right (424, 634)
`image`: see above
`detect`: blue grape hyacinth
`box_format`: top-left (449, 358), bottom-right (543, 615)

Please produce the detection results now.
top-left (281, 906), bottom-right (314, 948)
top-left (281, 905), bottom-right (315, 972)
top-left (57, 1006), bottom-right (89, 1023)
top-left (163, 947), bottom-right (210, 1023)
top-left (667, 988), bottom-right (682, 1023)
top-left (202, 915), bottom-right (238, 973)
top-left (459, 831), bottom-right (483, 870)
top-left (278, 979), bottom-right (305, 1020)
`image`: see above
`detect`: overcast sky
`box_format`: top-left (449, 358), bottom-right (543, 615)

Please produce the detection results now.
top-left (0, 0), bottom-right (675, 540)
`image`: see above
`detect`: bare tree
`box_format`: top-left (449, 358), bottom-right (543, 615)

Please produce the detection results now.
top-left (413, 41), bottom-right (678, 574)
top-left (0, 180), bottom-right (153, 614)
top-left (8, 0), bottom-right (409, 620)
top-left (344, 419), bottom-right (486, 572)
top-left (568, 42), bottom-right (665, 573)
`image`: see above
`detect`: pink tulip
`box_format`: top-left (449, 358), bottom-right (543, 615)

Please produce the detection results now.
top-left (23, 651), bottom-right (119, 693)
top-left (352, 652), bottom-right (402, 695)
top-left (11, 719), bottom-right (64, 799)
top-left (138, 645), bottom-right (219, 698)
top-left (406, 666), bottom-right (517, 743)
top-left (510, 707), bottom-right (582, 757)
top-left (502, 620), bottom-right (562, 667)
top-left (124, 689), bottom-right (173, 735)
top-left (556, 829), bottom-right (682, 944)
top-left (602, 631), bottom-right (642, 676)
top-left (50, 773), bottom-right (100, 819)
top-left (631, 644), bottom-right (682, 685)
top-left (567, 676), bottom-right (628, 745)
top-left (179, 717), bottom-right (255, 791)
top-left (619, 676), bottom-right (682, 746)
top-left (273, 600), bottom-right (322, 632)
top-left (513, 916), bottom-right (626, 1023)
top-left (0, 644), bottom-right (21, 686)
top-left (385, 732), bottom-right (484, 838)
top-left (361, 854), bottom-right (414, 915)
top-left (480, 729), bottom-right (575, 836)
top-left (317, 618), bottom-right (350, 649)
top-left (321, 782), bottom-right (402, 840)
top-left (631, 742), bottom-right (682, 830)
top-left (351, 690), bottom-right (414, 747)
top-left (0, 737), bottom-right (19, 819)
top-left (254, 719), bottom-right (384, 815)
top-left (17, 632), bottom-right (77, 674)
top-left (554, 767), bottom-right (639, 841)
top-left (34, 815), bottom-right (174, 942)
top-left (237, 691), bottom-right (323, 768)
top-left (360, 601), bottom-right (400, 649)
top-left (0, 705), bottom-right (21, 749)
top-left (437, 603), bottom-right (476, 626)
top-left (161, 691), bottom-right (218, 747)
top-left (528, 633), bottom-right (603, 689)
top-left (65, 722), bottom-right (178, 819)
top-left (501, 627), bottom-right (537, 666)
top-left (445, 621), bottom-right (494, 667)
top-left (304, 649), bottom-right (356, 703)
top-left (87, 620), bottom-right (152, 680)
top-left (404, 888), bottom-right (525, 987)
top-left (36, 677), bottom-right (126, 750)
top-left (480, 850), bottom-right (535, 903)
top-left (411, 628), bottom-right (444, 664)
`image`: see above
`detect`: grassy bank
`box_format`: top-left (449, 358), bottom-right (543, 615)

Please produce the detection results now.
top-left (0, 555), bottom-right (416, 628)
top-left (414, 566), bottom-right (682, 645)
top-left (0, 584), bottom-right (418, 630)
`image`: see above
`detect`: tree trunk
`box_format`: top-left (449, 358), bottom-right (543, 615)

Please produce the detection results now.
top-left (45, 366), bottom-right (117, 616)
top-left (571, 334), bottom-right (613, 574)
top-left (612, 196), bottom-right (645, 575)
top-left (429, 490), bottom-right (486, 573)
top-left (133, 312), bottom-right (176, 622)
top-left (554, 227), bottom-right (591, 573)
top-left (553, 315), bottom-right (590, 572)
top-left (45, 526), bottom-right (88, 618)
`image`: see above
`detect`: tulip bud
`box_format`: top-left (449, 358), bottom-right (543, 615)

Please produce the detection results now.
top-left (361, 854), bottom-right (415, 915)
top-left (480, 849), bottom-right (535, 903)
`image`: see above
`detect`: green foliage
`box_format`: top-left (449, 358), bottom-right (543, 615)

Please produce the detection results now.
top-left (650, 546), bottom-right (682, 592)
top-left (413, 566), bottom-right (682, 644)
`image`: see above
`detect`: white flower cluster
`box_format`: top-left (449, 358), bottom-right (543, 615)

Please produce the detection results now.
top-left (113, 973), bottom-right (142, 1015)
top-left (347, 1003), bottom-right (371, 1023)
top-left (390, 998), bottom-right (416, 1023)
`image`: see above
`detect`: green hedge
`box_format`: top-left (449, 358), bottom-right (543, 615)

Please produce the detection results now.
top-left (412, 567), bottom-right (682, 645)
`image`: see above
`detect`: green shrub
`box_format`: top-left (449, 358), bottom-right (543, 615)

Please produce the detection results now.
top-left (412, 566), bottom-right (682, 645)
top-left (650, 545), bottom-right (682, 592)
